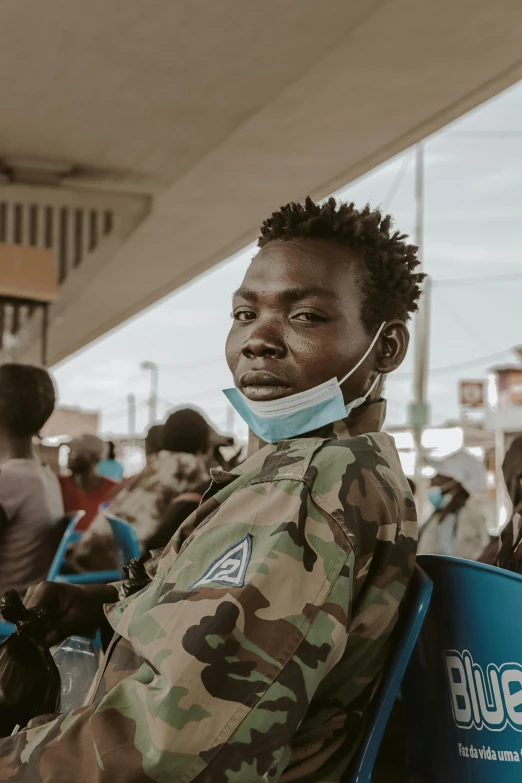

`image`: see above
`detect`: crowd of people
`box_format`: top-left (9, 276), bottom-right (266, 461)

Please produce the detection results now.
top-left (0, 195), bottom-right (520, 781)
top-left (0, 366), bottom-right (241, 600)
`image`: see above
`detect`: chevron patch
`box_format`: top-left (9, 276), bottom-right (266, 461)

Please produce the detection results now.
top-left (189, 534), bottom-right (252, 589)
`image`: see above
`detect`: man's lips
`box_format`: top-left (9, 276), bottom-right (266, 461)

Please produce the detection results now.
top-left (239, 370), bottom-right (291, 400)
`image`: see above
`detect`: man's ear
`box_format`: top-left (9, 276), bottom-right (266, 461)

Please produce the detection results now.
top-left (376, 321), bottom-right (409, 374)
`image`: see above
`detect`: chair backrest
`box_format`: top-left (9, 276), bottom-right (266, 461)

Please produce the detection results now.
top-left (0, 511), bottom-right (85, 639)
top-left (0, 620), bottom-right (14, 641)
top-left (105, 514), bottom-right (141, 571)
top-left (46, 510), bottom-right (85, 581)
top-left (344, 565), bottom-right (433, 783)
top-left (402, 555), bottom-right (522, 783)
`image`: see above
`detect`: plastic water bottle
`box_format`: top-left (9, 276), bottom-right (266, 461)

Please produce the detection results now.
top-left (53, 636), bottom-right (99, 712)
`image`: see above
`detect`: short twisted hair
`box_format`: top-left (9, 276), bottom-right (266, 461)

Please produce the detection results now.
top-left (258, 196), bottom-right (425, 331)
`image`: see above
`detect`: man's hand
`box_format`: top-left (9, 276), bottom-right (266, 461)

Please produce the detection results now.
top-left (24, 581), bottom-right (119, 647)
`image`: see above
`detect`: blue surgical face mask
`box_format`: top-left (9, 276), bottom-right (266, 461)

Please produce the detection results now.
top-left (223, 322), bottom-right (386, 444)
top-left (427, 486), bottom-right (444, 510)
top-left (427, 486), bottom-right (452, 510)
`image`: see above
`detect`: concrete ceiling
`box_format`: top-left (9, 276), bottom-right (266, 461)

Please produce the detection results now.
top-left (5, 0), bottom-right (522, 365)
top-left (0, 0), bottom-right (379, 192)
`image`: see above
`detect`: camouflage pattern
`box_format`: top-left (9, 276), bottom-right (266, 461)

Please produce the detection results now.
top-left (0, 400), bottom-right (417, 782)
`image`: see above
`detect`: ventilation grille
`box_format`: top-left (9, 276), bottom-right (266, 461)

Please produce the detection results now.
top-left (0, 201), bottom-right (114, 284)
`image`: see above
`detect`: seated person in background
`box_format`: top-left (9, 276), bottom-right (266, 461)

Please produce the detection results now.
top-left (0, 197), bottom-right (420, 782)
top-left (103, 424), bottom-right (165, 505)
top-left (144, 479), bottom-right (210, 550)
top-left (0, 364), bottom-right (64, 599)
top-left (480, 435), bottom-right (522, 571)
top-left (70, 409), bottom-right (210, 570)
top-left (418, 450), bottom-right (488, 560)
top-left (96, 440), bottom-right (125, 482)
top-left (142, 424), bottom-right (164, 464)
top-left (59, 434), bottom-right (118, 531)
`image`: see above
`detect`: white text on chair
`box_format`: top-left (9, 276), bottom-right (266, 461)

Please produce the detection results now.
top-left (445, 650), bottom-right (522, 732)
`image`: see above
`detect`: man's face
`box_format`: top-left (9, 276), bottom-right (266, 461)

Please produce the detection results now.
top-left (226, 238), bottom-right (380, 403)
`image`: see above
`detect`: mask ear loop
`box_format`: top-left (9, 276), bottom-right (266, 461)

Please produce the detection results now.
top-left (339, 322), bottom-right (387, 386)
top-left (361, 373), bottom-right (382, 401)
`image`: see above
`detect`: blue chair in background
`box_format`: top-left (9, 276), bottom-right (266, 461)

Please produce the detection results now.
top-left (0, 511), bottom-right (86, 641)
top-left (54, 513), bottom-right (140, 584)
top-left (46, 510), bottom-right (86, 581)
top-left (0, 513), bottom-right (140, 643)
top-left (402, 555), bottom-right (522, 783)
top-left (0, 620), bottom-right (14, 642)
top-left (343, 565), bottom-right (433, 783)
top-left (105, 514), bottom-right (141, 570)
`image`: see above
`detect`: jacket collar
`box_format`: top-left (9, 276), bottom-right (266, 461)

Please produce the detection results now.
top-left (211, 400), bottom-right (387, 486)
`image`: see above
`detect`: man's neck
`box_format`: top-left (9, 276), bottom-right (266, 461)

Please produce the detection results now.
top-left (0, 433), bottom-right (35, 465)
top-left (247, 431), bottom-right (267, 456)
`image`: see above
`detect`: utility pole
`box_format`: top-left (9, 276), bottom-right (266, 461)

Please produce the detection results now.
top-left (127, 393), bottom-right (136, 437)
top-left (140, 361), bottom-right (159, 426)
top-left (410, 142), bottom-right (431, 488)
top-left (226, 403), bottom-right (236, 436)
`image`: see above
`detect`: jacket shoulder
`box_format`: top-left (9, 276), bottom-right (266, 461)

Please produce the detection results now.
top-left (309, 432), bottom-right (407, 495)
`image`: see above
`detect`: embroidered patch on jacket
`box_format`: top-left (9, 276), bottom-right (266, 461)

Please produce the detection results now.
top-left (189, 534), bottom-right (252, 589)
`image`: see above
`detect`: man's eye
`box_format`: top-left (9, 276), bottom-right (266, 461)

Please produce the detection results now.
top-left (234, 310), bottom-right (256, 322)
top-left (293, 312), bottom-right (325, 322)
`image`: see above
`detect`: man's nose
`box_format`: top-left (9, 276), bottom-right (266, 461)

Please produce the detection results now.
top-left (241, 319), bottom-right (286, 359)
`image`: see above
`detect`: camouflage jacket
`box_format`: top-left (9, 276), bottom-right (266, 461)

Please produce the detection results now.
top-left (0, 401), bottom-right (417, 782)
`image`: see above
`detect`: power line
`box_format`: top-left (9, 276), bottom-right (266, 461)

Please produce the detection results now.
top-left (101, 400), bottom-right (148, 421)
top-left (394, 349), bottom-right (513, 379)
top-left (160, 356), bottom-right (225, 372)
top-left (157, 396), bottom-right (226, 415)
top-left (434, 293), bottom-right (498, 354)
top-left (433, 272), bottom-right (522, 287)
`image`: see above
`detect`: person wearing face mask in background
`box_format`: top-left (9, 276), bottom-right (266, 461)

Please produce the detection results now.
top-left (418, 450), bottom-right (489, 561)
top-left (0, 197), bottom-right (422, 783)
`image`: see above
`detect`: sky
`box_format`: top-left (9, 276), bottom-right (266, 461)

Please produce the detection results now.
top-left (52, 80), bottom-right (522, 441)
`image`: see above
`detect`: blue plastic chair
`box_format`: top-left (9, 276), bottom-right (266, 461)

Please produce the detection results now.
top-left (105, 513), bottom-right (141, 568)
top-left (55, 514), bottom-right (141, 585)
top-left (0, 621), bottom-right (14, 641)
top-left (0, 511), bottom-right (86, 641)
top-left (46, 510), bottom-right (86, 581)
top-left (54, 514), bottom-right (129, 585)
top-left (343, 565), bottom-right (433, 782)
top-left (402, 555), bottom-right (522, 783)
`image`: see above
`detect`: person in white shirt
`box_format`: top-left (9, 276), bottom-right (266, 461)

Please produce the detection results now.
top-left (418, 450), bottom-right (488, 561)
top-left (0, 363), bottom-right (64, 598)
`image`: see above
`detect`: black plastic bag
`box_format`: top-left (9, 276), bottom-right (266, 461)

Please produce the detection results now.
top-left (120, 550), bottom-right (159, 598)
top-left (0, 590), bottom-right (60, 737)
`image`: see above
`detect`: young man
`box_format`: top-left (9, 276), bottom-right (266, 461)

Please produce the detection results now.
top-left (59, 434), bottom-right (118, 530)
top-left (0, 364), bottom-right (64, 599)
top-left (0, 198), bottom-right (422, 782)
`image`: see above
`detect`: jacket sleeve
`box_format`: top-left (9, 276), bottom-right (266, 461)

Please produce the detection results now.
top-left (0, 478), bottom-right (355, 783)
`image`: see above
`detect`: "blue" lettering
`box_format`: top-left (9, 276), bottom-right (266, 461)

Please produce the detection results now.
top-left (445, 650), bottom-right (522, 732)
